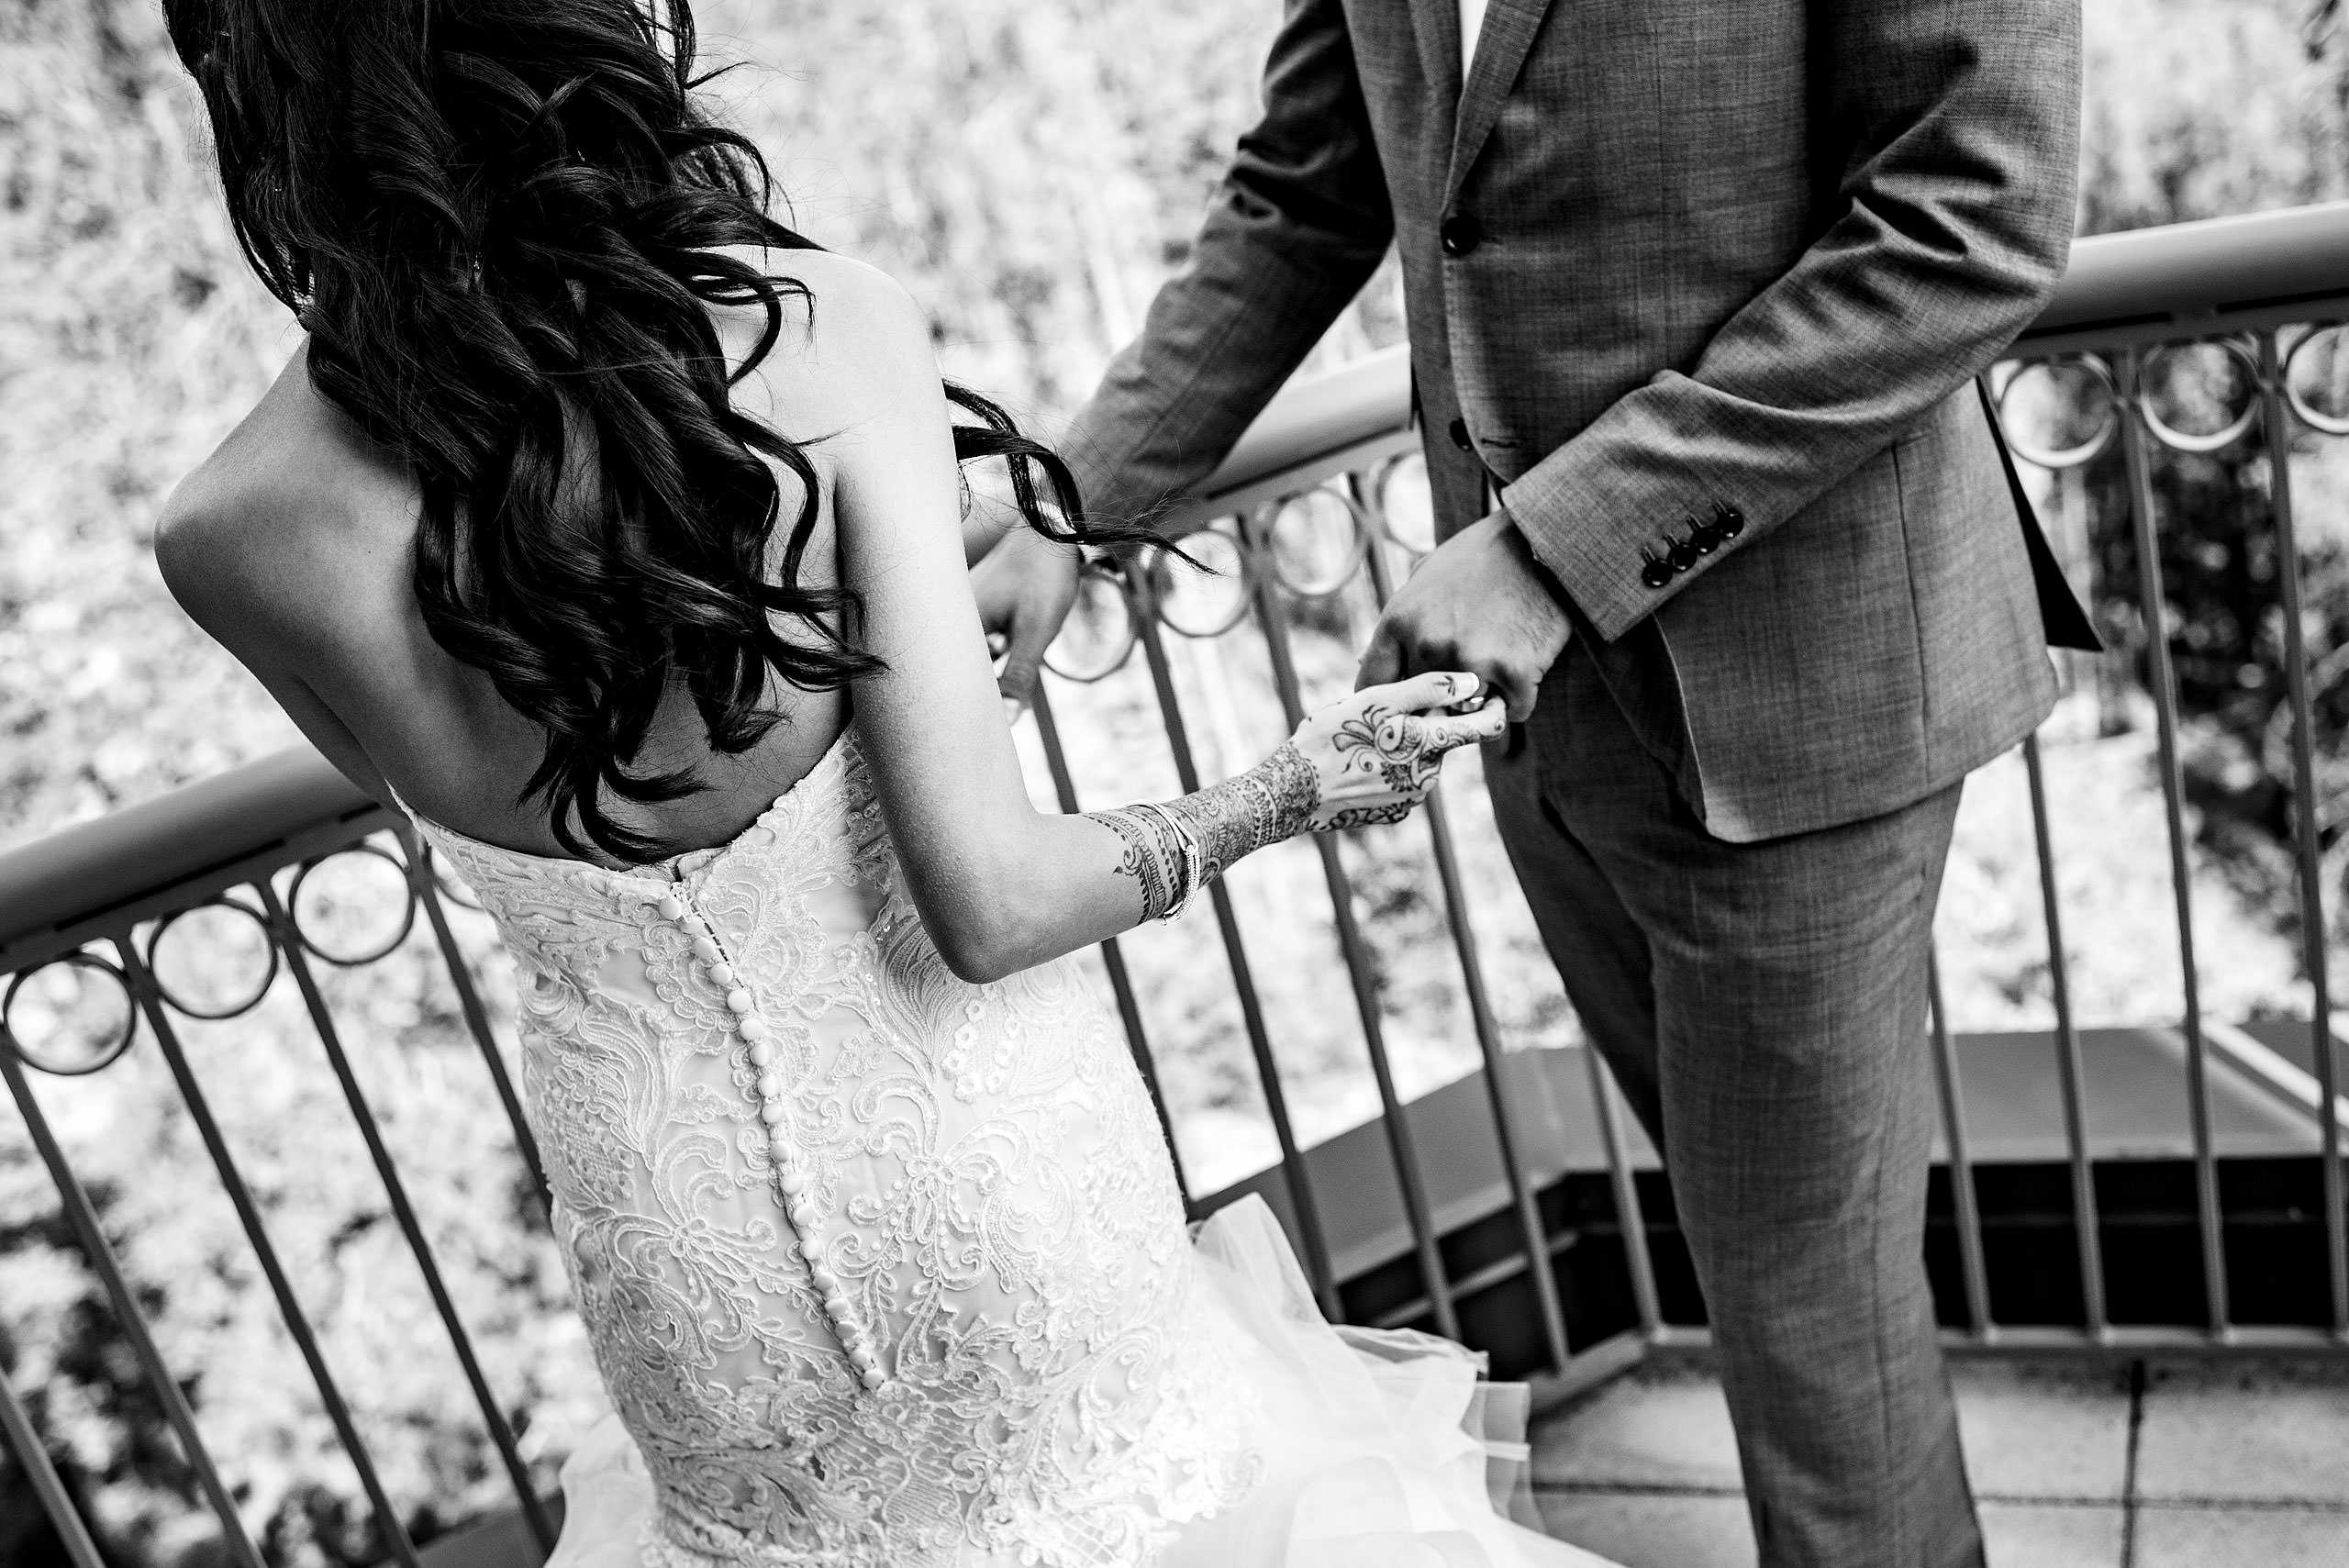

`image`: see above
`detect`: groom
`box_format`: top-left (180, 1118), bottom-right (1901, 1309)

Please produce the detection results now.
top-left (1018, 2), bottom-right (2091, 1563)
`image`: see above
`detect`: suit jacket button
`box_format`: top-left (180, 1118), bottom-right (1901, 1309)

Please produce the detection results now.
top-left (1668, 537), bottom-right (1700, 573)
top-left (1713, 501), bottom-right (1746, 539)
top-left (1440, 212), bottom-right (1484, 257)
top-left (1447, 417), bottom-right (1474, 451)
top-left (1641, 556), bottom-right (1675, 590)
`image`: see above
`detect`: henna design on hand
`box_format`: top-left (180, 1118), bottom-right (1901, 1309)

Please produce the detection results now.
top-left (1098, 685), bottom-right (1468, 929)
top-left (1329, 703), bottom-right (1442, 795)
top-left (1320, 800), bottom-right (1416, 831)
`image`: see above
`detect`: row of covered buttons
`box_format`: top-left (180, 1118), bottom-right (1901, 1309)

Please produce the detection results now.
top-left (1639, 502), bottom-right (1744, 590)
top-left (652, 884), bottom-right (891, 1393)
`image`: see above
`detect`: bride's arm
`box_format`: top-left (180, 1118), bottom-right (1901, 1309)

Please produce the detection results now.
top-left (803, 267), bottom-right (1501, 982)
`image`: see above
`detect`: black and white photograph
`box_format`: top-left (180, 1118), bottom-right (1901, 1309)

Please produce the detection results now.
top-left (4, 1), bottom-right (2348, 1565)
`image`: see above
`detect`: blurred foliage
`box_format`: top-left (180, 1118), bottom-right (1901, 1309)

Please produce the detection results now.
top-left (6, 0), bottom-right (2349, 1563)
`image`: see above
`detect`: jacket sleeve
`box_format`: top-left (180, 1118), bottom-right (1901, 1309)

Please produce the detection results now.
top-left (1060, 0), bottom-right (1394, 529)
top-left (1499, 0), bottom-right (2082, 642)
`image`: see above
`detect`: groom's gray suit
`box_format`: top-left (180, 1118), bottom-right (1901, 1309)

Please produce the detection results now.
top-left (1063, 2), bottom-right (2083, 1562)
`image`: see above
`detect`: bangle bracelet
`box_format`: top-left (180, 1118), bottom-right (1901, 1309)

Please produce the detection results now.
top-left (1168, 807), bottom-right (1203, 918)
top-left (1135, 801), bottom-right (1203, 921)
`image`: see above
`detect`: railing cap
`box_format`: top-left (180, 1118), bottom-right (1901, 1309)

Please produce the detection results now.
top-left (2022, 199), bottom-right (2349, 343)
top-left (0, 748), bottom-right (376, 969)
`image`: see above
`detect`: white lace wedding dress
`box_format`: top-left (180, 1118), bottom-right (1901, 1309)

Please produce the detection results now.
top-left (400, 727), bottom-right (1613, 1568)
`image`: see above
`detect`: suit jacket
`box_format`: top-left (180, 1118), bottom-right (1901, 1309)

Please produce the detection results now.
top-left (1063, 0), bottom-right (2085, 842)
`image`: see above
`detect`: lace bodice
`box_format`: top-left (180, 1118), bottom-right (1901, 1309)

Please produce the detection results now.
top-left (403, 731), bottom-right (1262, 1566)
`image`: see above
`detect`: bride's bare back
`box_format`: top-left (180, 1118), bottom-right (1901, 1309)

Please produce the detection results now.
top-left (155, 249), bottom-right (904, 864)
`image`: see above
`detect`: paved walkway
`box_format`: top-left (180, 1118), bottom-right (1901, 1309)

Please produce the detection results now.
top-left (1528, 1358), bottom-right (2349, 1566)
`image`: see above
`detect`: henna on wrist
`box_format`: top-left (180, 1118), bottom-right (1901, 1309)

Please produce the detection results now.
top-left (1163, 740), bottom-right (1318, 884)
top-left (1093, 806), bottom-right (1177, 921)
top-left (1096, 740), bottom-right (1333, 925)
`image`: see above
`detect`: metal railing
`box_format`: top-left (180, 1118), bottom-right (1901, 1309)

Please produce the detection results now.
top-left (7, 200), bottom-right (2349, 1564)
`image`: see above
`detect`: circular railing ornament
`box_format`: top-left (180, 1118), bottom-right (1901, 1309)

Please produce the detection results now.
top-left (287, 841), bottom-right (419, 966)
top-left (1993, 356), bottom-right (2120, 469)
top-left (1151, 525), bottom-right (1254, 639)
top-left (145, 897), bottom-right (279, 1019)
top-left (1374, 452), bottom-right (1437, 556)
top-left (2283, 324), bottom-right (2349, 438)
top-left (1041, 558), bottom-right (1141, 683)
top-left (2132, 338), bottom-right (2263, 455)
top-left (4, 953), bottom-right (138, 1076)
top-left (1258, 487), bottom-right (1372, 598)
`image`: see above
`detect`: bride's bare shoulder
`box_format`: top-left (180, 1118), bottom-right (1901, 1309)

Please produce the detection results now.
top-left (154, 341), bottom-right (410, 663)
top-left (712, 247), bottom-right (947, 446)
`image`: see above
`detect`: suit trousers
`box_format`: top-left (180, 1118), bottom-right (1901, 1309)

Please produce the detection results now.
top-left (1484, 646), bottom-right (1980, 1568)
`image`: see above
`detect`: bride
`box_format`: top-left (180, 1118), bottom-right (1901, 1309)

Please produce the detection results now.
top-left (152, 3), bottom-right (1615, 1564)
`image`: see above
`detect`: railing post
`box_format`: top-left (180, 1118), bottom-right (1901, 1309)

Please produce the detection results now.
top-left (2022, 734), bottom-right (2110, 1338)
top-left (2119, 347), bottom-right (2232, 1339)
top-left (1131, 604), bottom-right (1345, 1318)
top-left (2255, 328), bottom-right (2349, 1340)
top-left (400, 831), bottom-right (552, 1218)
top-left (0, 1366), bottom-right (107, 1568)
top-left (1355, 476), bottom-right (1575, 1371)
top-left (1241, 519), bottom-right (1460, 1340)
top-left (257, 880), bottom-right (555, 1560)
top-left (1928, 951), bottom-right (1995, 1340)
top-left (0, 1023), bottom-right (269, 1568)
top-left (112, 939), bottom-right (428, 1568)
top-left (1585, 1044), bottom-right (1663, 1338)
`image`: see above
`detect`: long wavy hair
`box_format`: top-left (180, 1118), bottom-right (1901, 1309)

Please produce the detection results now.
top-left (165, 0), bottom-right (1146, 861)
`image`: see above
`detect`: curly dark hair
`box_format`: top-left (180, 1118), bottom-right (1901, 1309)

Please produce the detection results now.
top-left (163, 0), bottom-right (1140, 861)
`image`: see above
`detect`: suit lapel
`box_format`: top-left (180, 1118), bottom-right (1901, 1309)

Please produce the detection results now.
top-left (1446, 0), bottom-right (1554, 205)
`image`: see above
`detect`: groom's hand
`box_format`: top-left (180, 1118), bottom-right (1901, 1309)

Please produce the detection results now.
top-left (970, 524), bottom-right (1082, 718)
top-left (1355, 511), bottom-right (1570, 724)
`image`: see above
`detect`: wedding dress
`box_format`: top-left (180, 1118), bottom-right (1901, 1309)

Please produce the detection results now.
top-left (398, 726), bottom-right (1613, 1568)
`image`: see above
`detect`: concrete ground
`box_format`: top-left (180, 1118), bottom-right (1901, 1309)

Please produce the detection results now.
top-left (1529, 1358), bottom-right (2349, 1567)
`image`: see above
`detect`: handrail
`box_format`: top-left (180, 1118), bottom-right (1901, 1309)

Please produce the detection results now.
top-left (1188, 345), bottom-right (1411, 502)
top-left (7, 200), bottom-right (2349, 965)
top-left (1181, 198), bottom-right (2349, 490)
top-left (0, 749), bottom-right (384, 972)
top-left (2019, 199), bottom-right (2349, 350)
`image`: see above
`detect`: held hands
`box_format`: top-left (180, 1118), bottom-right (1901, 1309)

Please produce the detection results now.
top-left (1288, 671), bottom-right (1508, 830)
top-left (1093, 671), bottom-right (1503, 927)
top-left (1355, 511), bottom-right (1572, 724)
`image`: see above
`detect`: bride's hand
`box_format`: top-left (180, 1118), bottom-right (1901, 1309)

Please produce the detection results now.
top-left (1288, 672), bottom-right (1507, 830)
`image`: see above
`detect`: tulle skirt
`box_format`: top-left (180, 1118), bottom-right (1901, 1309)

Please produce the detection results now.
top-left (548, 1195), bottom-right (1617, 1568)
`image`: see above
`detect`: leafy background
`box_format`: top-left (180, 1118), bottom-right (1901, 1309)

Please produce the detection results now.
top-left (7, 0), bottom-right (2349, 1562)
